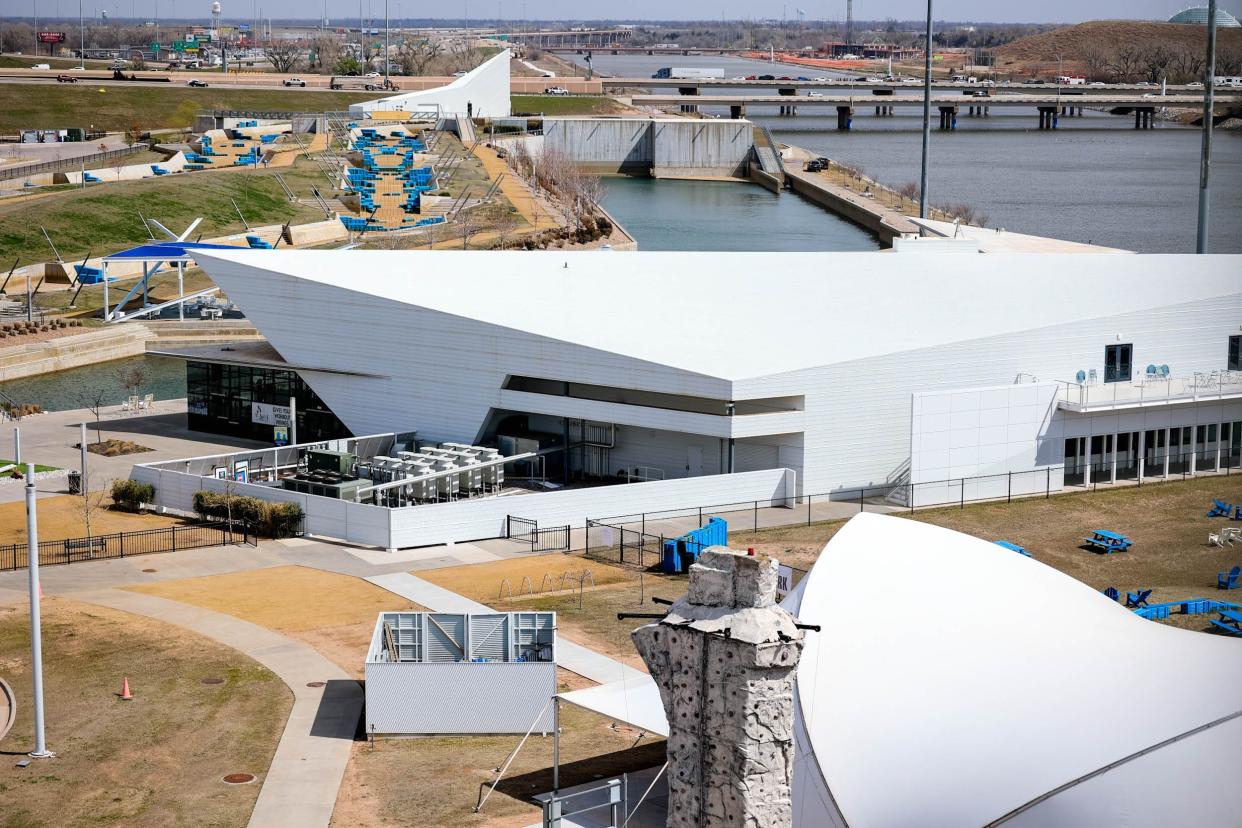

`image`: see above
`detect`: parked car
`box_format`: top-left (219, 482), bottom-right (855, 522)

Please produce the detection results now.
top-left (544, 86), bottom-right (570, 95)
top-left (187, 79), bottom-right (209, 87)
top-left (744, 75), bottom-right (757, 81)
top-left (979, 79), bottom-right (995, 87)
top-left (804, 159), bottom-right (825, 172)
top-left (777, 76), bottom-right (792, 81)
top-left (795, 76), bottom-right (810, 81)
top-left (452, 71), bottom-right (467, 77)
top-left (758, 74), bottom-right (775, 81)
top-left (283, 77), bottom-right (307, 87)
top-left (55, 74), bottom-right (77, 83)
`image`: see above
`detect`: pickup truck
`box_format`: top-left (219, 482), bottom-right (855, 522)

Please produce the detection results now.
top-left (544, 86), bottom-right (570, 96)
top-left (283, 77), bottom-right (307, 87)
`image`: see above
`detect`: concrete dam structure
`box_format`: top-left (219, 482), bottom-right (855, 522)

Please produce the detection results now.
top-left (515, 117), bottom-right (756, 179)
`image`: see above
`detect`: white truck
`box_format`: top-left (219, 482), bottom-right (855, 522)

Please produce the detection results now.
top-left (652, 67), bottom-right (725, 80)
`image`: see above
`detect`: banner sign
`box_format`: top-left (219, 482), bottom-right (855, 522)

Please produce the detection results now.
top-left (38, 32), bottom-right (67, 43)
top-left (252, 401), bottom-right (292, 427)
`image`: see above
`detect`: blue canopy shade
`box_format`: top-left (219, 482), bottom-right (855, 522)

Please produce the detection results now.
top-left (103, 241), bottom-right (248, 263)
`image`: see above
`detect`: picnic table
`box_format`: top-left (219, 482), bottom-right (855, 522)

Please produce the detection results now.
top-left (993, 540), bottom-right (1031, 557)
top-left (1082, 530), bottom-right (1132, 553)
top-left (1210, 608), bottom-right (1242, 637)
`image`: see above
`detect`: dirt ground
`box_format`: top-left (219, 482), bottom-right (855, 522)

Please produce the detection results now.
top-left (418, 553), bottom-right (636, 604)
top-left (330, 668), bottom-right (662, 828)
top-left (733, 476), bottom-right (1242, 633)
top-left (0, 494), bottom-right (185, 546)
top-left (0, 598), bottom-right (291, 827)
top-left (126, 565), bottom-right (425, 677)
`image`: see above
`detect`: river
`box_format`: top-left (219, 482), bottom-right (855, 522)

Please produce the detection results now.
top-left (570, 53), bottom-right (1242, 253)
top-left (2, 355), bottom-right (185, 412)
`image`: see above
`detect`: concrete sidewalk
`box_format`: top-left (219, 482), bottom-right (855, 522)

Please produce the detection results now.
top-left (367, 572), bottom-right (648, 685)
top-left (73, 588), bottom-right (361, 828)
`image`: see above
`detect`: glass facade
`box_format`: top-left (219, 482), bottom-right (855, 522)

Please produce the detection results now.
top-left (186, 361), bottom-right (351, 443)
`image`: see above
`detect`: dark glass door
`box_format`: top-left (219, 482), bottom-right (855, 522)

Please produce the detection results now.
top-left (1104, 344), bottom-right (1132, 383)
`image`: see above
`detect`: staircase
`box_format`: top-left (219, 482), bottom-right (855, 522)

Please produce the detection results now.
top-left (884, 456), bottom-right (912, 507)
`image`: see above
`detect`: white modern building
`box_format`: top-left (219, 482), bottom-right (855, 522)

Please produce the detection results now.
top-left (558, 513), bottom-right (1242, 826)
top-left (349, 49), bottom-right (512, 118)
top-left (137, 249), bottom-right (1241, 548)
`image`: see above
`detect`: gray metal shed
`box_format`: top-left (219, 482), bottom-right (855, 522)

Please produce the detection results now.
top-left (364, 611), bottom-right (557, 735)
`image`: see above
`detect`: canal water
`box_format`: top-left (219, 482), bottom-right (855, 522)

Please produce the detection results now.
top-left (572, 53), bottom-right (1242, 253)
top-left (2, 355), bottom-right (185, 412)
top-left (600, 177), bottom-right (880, 252)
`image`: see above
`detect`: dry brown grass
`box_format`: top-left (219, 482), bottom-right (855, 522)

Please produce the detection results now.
top-left (993, 20), bottom-right (1242, 73)
top-left (0, 494), bottom-right (185, 546)
top-left (330, 669), bottom-right (662, 828)
top-left (733, 476), bottom-right (1242, 632)
top-left (0, 598), bottom-right (291, 827)
top-left (418, 553), bottom-right (636, 604)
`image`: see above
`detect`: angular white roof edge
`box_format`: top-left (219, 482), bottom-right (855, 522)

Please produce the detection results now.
top-left (192, 249), bottom-right (1242, 381)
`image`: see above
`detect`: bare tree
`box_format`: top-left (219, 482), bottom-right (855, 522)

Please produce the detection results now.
top-left (1139, 44), bottom-right (1174, 84)
top-left (1171, 45), bottom-right (1206, 84)
top-left (308, 36), bottom-right (341, 74)
top-left (448, 40), bottom-right (485, 74)
top-left (1218, 47), bottom-right (1242, 78)
top-left (1082, 46), bottom-right (1112, 82)
top-left (1106, 44), bottom-right (1145, 83)
top-left (115, 361), bottom-right (147, 400)
top-left (75, 477), bottom-right (109, 541)
top-left (76, 386), bottom-right (110, 445)
top-left (457, 209), bottom-right (483, 249)
top-left (398, 40), bottom-right (444, 76)
top-left (265, 42), bottom-right (303, 74)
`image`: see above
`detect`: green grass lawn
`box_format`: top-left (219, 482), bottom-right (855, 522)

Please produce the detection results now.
top-left (0, 84), bottom-right (378, 132)
top-left (0, 160), bottom-right (332, 264)
top-left (0, 56), bottom-right (111, 69)
top-left (0, 459), bottom-right (57, 477)
top-left (511, 94), bottom-right (625, 116)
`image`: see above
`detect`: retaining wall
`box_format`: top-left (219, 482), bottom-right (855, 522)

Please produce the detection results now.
top-left (538, 117), bottom-right (754, 178)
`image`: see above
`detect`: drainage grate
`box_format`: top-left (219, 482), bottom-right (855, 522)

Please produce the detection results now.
top-left (223, 773), bottom-right (255, 784)
top-left (201, 677), bottom-right (225, 685)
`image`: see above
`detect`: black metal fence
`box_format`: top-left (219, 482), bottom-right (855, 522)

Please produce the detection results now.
top-left (0, 522), bottom-right (253, 572)
top-left (585, 520), bottom-right (667, 570)
top-left (0, 145), bottom-right (145, 182)
top-left (506, 515), bottom-right (571, 554)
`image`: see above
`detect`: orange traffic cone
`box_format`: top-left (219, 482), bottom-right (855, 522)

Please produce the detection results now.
top-left (119, 677), bottom-right (133, 701)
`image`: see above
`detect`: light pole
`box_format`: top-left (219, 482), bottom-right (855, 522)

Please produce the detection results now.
top-left (1197, 0), bottom-right (1217, 253)
top-left (80, 0), bottom-right (86, 69)
top-left (384, 0), bottom-right (389, 84)
top-left (26, 465), bottom-right (53, 760)
top-left (918, 0), bottom-right (932, 219)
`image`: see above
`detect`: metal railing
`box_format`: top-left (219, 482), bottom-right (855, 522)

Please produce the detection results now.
top-left (507, 515), bottom-right (571, 553)
top-left (582, 451), bottom-right (1241, 560)
top-left (0, 521), bottom-right (253, 572)
top-left (0, 145), bottom-right (146, 182)
top-left (1056, 371), bottom-right (1242, 410)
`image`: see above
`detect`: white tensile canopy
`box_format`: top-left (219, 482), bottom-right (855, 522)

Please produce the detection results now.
top-left (561, 513), bottom-right (1242, 827)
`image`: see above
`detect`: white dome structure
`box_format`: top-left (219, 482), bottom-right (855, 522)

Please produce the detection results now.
top-left (782, 513), bottom-right (1242, 827)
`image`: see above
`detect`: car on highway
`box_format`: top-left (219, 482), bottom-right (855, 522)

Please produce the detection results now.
top-left (796, 76), bottom-right (811, 81)
top-left (283, 77), bottom-right (307, 87)
top-left (187, 79), bottom-right (209, 87)
top-left (1136, 81), bottom-right (1156, 87)
top-left (1187, 81), bottom-right (1204, 89)
top-left (544, 86), bottom-right (570, 95)
top-left (744, 75), bottom-right (757, 80)
top-left (979, 79), bottom-right (995, 87)
top-left (365, 71), bottom-right (380, 78)
top-left (808, 90), bottom-right (824, 97)
top-left (452, 71), bottom-right (467, 77)
top-left (1089, 81), bottom-right (1106, 87)
top-left (758, 74), bottom-right (775, 81)
top-left (777, 76), bottom-right (792, 81)
top-left (56, 74), bottom-right (77, 83)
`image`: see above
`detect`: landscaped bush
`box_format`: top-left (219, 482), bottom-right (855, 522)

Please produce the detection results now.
top-left (192, 491), bottom-right (304, 538)
top-left (110, 479), bottom-right (154, 512)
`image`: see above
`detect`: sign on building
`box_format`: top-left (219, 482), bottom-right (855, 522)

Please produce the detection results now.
top-left (776, 564), bottom-right (794, 600)
top-left (38, 32), bottom-right (67, 43)
top-left (252, 401), bottom-right (292, 427)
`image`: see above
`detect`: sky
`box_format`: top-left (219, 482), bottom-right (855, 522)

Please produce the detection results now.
top-left (9, 0), bottom-right (1213, 25)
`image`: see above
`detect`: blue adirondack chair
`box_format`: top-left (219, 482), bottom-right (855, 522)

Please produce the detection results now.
top-left (1103, 586), bottom-right (1120, 602)
top-left (1219, 566), bottom-right (1241, 590)
top-left (1208, 499), bottom-right (1233, 518)
top-left (1125, 589), bottom-right (1153, 608)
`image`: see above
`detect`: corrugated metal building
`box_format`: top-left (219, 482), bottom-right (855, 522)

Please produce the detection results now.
top-left (364, 611), bottom-right (557, 735)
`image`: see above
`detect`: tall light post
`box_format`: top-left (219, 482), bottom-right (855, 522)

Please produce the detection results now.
top-left (80, 0), bottom-right (86, 69)
top-left (26, 465), bottom-right (53, 760)
top-left (384, 0), bottom-right (389, 84)
top-left (1197, 0), bottom-right (1218, 253)
top-left (918, 0), bottom-right (932, 218)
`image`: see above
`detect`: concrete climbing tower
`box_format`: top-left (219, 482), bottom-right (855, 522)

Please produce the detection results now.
top-left (632, 547), bottom-right (805, 828)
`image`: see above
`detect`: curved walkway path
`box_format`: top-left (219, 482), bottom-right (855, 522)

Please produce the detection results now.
top-left (71, 588), bottom-right (361, 828)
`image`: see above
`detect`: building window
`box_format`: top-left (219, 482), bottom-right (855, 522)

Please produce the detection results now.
top-left (1104, 343), bottom-right (1132, 383)
top-left (1230, 335), bottom-right (1241, 371)
top-left (185, 361), bottom-right (351, 444)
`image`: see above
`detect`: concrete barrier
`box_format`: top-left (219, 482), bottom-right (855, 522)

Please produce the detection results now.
top-left (537, 117), bottom-right (754, 179)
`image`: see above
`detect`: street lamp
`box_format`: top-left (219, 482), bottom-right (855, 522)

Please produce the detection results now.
top-left (918, 0), bottom-right (932, 219)
top-left (80, 0), bottom-right (86, 69)
top-left (1196, 0), bottom-right (1218, 253)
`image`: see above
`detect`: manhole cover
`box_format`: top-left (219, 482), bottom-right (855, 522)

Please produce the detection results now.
top-left (201, 677), bottom-right (225, 685)
top-left (223, 773), bottom-right (255, 785)
top-left (306, 681), bottom-right (326, 688)
top-left (141, 569), bottom-right (157, 573)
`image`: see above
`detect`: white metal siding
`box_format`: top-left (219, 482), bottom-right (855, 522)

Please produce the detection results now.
top-left (364, 662), bottom-right (555, 734)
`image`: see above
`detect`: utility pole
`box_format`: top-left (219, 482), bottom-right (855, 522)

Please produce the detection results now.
top-left (80, 0), bottom-right (86, 68)
top-left (26, 465), bottom-right (54, 760)
top-left (384, 0), bottom-right (389, 83)
top-left (80, 422), bottom-right (88, 499)
top-left (1197, 0), bottom-right (1217, 253)
top-left (919, 0), bottom-right (933, 219)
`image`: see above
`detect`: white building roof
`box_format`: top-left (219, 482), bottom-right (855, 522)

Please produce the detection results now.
top-left (195, 249), bottom-right (1242, 382)
top-left (349, 49), bottom-right (512, 117)
top-left (783, 513), bottom-right (1242, 827)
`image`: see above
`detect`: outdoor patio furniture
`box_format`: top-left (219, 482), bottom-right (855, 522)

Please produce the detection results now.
top-left (1210, 532), bottom-right (1227, 548)
top-left (1210, 608), bottom-right (1242, 636)
top-left (1208, 499), bottom-right (1233, 518)
top-left (1075, 370), bottom-right (1086, 383)
top-left (1103, 586), bottom-right (1120, 602)
top-left (1219, 566), bottom-right (1241, 590)
top-left (993, 540), bottom-right (1031, 557)
top-left (1082, 530), bottom-right (1132, 553)
top-left (1125, 589), bottom-right (1153, 608)
top-left (1088, 369), bottom-right (1098, 384)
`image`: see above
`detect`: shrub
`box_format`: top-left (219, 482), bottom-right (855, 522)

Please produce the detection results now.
top-left (111, 479), bottom-right (154, 511)
top-left (192, 490), bottom-right (304, 538)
